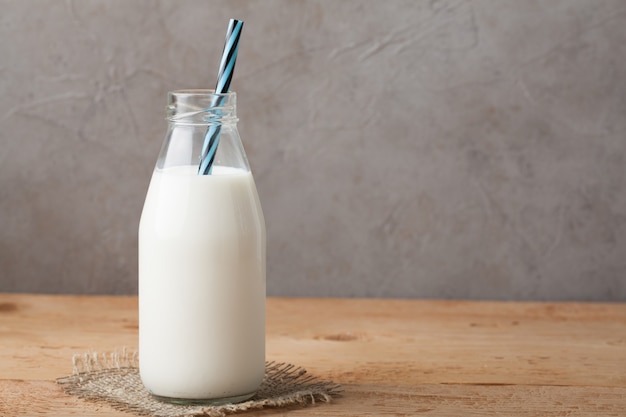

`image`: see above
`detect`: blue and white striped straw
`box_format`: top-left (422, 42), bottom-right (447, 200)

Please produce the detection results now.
top-left (198, 19), bottom-right (244, 175)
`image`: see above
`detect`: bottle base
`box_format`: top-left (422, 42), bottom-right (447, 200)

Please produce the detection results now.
top-left (150, 391), bottom-right (256, 406)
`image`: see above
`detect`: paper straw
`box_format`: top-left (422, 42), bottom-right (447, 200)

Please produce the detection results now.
top-left (198, 19), bottom-right (244, 175)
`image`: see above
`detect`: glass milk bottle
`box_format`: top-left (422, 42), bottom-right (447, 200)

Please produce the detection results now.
top-left (138, 90), bottom-right (266, 404)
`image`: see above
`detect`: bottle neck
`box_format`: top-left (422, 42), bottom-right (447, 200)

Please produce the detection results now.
top-left (166, 90), bottom-right (238, 126)
top-left (156, 89), bottom-right (249, 172)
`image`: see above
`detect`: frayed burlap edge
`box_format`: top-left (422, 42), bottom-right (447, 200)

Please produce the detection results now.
top-left (57, 349), bottom-right (341, 417)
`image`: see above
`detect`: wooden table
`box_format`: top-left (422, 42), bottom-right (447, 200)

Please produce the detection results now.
top-left (0, 294), bottom-right (625, 416)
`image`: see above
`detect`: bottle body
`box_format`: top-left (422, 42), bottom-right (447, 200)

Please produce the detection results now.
top-left (138, 91), bottom-right (265, 403)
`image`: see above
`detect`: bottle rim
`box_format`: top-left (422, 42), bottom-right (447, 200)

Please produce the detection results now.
top-left (167, 89), bottom-right (237, 125)
top-left (169, 89), bottom-right (236, 98)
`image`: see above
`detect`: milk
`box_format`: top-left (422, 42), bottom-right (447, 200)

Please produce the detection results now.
top-left (138, 165), bottom-right (266, 402)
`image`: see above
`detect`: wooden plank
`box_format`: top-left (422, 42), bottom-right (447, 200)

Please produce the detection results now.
top-left (266, 298), bottom-right (626, 388)
top-left (1, 294), bottom-right (625, 416)
top-left (1, 380), bottom-right (625, 416)
top-left (0, 295), bottom-right (138, 380)
top-left (0, 380), bottom-right (125, 417)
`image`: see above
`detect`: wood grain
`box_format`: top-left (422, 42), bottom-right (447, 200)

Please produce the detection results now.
top-left (0, 294), bottom-right (625, 416)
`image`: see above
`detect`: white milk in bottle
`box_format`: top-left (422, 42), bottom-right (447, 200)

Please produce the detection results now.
top-left (138, 91), bottom-right (266, 403)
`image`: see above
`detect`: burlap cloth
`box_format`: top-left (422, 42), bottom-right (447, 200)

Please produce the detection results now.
top-left (57, 350), bottom-right (341, 417)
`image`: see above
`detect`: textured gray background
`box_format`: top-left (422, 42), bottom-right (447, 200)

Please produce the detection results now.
top-left (1, 0), bottom-right (625, 300)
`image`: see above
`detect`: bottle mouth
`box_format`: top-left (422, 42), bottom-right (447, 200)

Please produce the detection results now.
top-left (167, 89), bottom-right (237, 125)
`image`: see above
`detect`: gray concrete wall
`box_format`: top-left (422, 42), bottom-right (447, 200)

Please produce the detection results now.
top-left (1, 0), bottom-right (625, 300)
